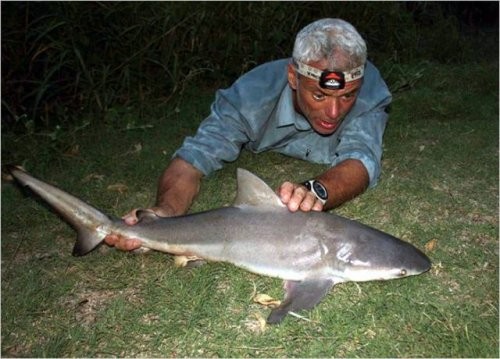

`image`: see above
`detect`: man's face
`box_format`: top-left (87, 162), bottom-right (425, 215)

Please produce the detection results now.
top-left (288, 60), bottom-right (363, 135)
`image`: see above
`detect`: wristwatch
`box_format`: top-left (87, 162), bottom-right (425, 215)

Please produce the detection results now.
top-left (302, 179), bottom-right (328, 205)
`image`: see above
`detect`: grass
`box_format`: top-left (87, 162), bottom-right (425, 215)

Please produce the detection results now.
top-left (2, 60), bottom-right (498, 357)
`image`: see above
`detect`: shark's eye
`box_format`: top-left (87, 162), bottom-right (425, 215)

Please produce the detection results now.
top-left (400, 269), bottom-right (407, 276)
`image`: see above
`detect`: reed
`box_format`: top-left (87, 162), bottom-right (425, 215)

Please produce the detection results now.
top-left (2, 2), bottom-right (495, 132)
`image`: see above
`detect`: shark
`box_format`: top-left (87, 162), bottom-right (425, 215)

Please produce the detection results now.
top-left (7, 165), bottom-right (431, 324)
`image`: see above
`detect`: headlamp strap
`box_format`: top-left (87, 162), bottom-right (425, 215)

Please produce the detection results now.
top-left (295, 60), bottom-right (364, 90)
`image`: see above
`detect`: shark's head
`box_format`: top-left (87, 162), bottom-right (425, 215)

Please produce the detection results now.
top-left (333, 226), bottom-right (431, 282)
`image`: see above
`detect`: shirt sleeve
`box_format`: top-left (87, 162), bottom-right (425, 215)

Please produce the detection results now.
top-left (173, 59), bottom-right (289, 176)
top-left (173, 89), bottom-right (252, 176)
top-left (331, 107), bottom-right (389, 188)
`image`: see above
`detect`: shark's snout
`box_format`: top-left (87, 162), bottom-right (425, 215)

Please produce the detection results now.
top-left (405, 247), bottom-right (432, 275)
top-left (384, 243), bottom-right (432, 280)
top-left (336, 231), bottom-right (432, 282)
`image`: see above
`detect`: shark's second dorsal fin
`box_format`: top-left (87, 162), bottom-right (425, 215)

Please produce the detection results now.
top-left (136, 209), bottom-right (161, 224)
top-left (233, 168), bottom-right (286, 209)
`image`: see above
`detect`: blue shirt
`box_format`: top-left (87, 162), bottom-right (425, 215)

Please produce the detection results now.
top-left (175, 58), bottom-right (392, 187)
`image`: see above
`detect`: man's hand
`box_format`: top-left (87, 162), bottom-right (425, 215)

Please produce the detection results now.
top-left (278, 181), bottom-right (324, 212)
top-left (279, 160), bottom-right (370, 212)
top-left (105, 157), bottom-right (203, 252)
top-left (105, 233), bottom-right (143, 251)
top-left (104, 206), bottom-right (174, 252)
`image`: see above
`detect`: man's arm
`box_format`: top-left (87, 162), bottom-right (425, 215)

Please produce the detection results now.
top-left (318, 159), bottom-right (369, 209)
top-left (104, 157), bottom-right (203, 250)
top-left (278, 159), bottom-right (369, 212)
top-left (155, 157), bottom-right (203, 216)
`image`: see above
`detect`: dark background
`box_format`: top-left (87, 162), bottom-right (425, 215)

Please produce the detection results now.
top-left (1, 1), bottom-right (498, 132)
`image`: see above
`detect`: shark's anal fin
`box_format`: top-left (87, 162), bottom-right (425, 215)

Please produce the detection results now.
top-left (267, 278), bottom-right (334, 324)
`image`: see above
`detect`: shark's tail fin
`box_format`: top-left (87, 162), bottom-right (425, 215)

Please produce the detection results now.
top-left (6, 165), bottom-right (113, 256)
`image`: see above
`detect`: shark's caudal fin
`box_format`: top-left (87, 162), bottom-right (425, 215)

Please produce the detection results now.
top-left (6, 165), bottom-right (112, 256)
top-left (233, 168), bottom-right (286, 209)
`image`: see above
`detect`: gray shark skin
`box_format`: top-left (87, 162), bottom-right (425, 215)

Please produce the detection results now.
top-left (7, 165), bottom-right (431, 324)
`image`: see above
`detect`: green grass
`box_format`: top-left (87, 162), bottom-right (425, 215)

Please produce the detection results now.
top-left (2, 60), bottom-right (498, 357)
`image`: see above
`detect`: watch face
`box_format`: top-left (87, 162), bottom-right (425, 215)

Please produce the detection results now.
top-left (312, 181), bottom-right (328, 200)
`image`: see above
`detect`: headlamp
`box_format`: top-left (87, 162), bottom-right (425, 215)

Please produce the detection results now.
top-left (294, 60), bottom-right (364, 90)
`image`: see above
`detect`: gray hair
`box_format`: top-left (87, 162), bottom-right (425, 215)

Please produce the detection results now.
top-left (292, 18), bottom-right (367, 71)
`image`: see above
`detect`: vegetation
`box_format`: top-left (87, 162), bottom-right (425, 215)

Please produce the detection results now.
top-left (2, 2), bottom-right (497, 131)
top-left (1, 2), bottom-right (498, 357)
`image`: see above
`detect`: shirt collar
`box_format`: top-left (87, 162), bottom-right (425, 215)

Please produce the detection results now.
top-left (276, 86), bottom-right (311, 131)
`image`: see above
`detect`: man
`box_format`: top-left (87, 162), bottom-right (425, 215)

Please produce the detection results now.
top-left (106, 18), bottom-right (392, 251)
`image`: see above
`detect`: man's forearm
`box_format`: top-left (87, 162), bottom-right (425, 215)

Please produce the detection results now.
top-left (317, 159), bottom-right (369, 210)
top-left (155, 157), bottom-right (203, 216)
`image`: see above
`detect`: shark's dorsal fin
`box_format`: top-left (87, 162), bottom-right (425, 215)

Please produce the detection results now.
top-left (233, 168), bottom-right (286, 209)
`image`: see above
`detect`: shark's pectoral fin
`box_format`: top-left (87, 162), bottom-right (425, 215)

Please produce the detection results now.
top-left (267, 278), bottom-right (334, 324)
